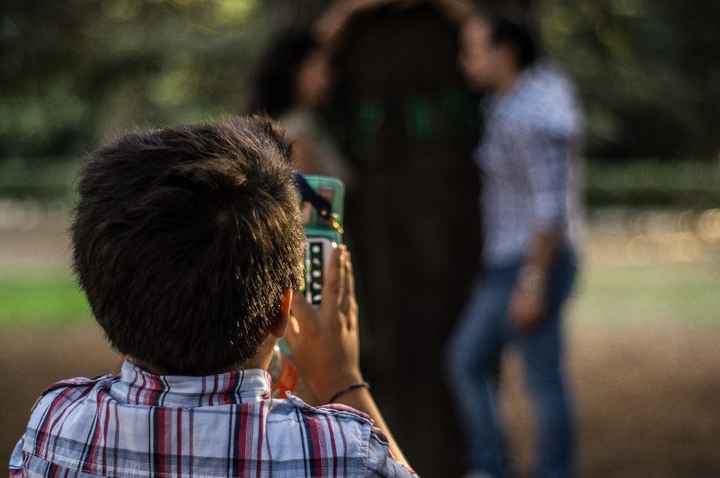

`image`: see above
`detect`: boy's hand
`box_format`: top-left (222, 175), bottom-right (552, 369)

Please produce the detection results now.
top-left (286, 246), bottom-right (363, 402)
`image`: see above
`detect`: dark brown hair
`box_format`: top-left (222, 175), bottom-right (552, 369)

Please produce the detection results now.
top-left (72, 116), bottom-right (304, 375)
top-left (470, 10), bottom-right (542, 70)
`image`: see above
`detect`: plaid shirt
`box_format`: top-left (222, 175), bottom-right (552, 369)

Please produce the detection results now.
top-left (477, 62), bottom-right (583, 265)
top-left (10, 360), bottom-right (415, 478)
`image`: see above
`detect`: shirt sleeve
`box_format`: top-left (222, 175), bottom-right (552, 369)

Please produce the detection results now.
top-left (9, 438), bottom-right (25, 477)
top-left (514, 129), bottom-right (571, 233)
top-left (365, 429), bottom-right (418, 477)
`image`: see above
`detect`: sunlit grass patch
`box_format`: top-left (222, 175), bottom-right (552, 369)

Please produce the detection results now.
top-left (574, 260), bottom-right (719, 324)
top-left (0, 273), bottom-right (91, 326)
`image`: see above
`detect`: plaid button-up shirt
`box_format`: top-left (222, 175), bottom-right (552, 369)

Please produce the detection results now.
top-left (477, 62), bottom-right (584, 265)
top-left (10, 360), bottom-right (415, 478)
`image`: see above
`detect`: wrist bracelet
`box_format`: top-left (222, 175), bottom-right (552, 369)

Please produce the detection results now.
top-left (328, 382), bottom-right (370, 403)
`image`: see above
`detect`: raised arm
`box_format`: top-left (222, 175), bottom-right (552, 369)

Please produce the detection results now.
top-left (315, 0), bottom-right (473, 47)
top-left (315, 0), bottom-right (397, 47)
top-left (286, 246), bottom-right (412, 471)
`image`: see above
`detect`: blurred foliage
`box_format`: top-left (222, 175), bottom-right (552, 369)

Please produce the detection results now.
top-left (0, 0), bottom-right (328, 161)
top-left (585, 159), bottom-right (720, 208)
top-left (1, 0), bottom-right (719, 176)
top-left (541, 0), bottom-right (720, 158)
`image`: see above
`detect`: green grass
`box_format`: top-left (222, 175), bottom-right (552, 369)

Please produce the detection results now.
top-left (574, 260), bottom-right (719, 324)
top-left (0, 259), bottom-right (717, 328)
top-left (0, 273), bottom-right (91, 326)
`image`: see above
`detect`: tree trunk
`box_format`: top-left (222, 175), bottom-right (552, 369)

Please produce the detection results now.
top-left (328, 3), bottom-right (484, 475)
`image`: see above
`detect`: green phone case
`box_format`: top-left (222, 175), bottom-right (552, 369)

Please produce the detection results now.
top-left (302, 175), bottom-right (345, 244)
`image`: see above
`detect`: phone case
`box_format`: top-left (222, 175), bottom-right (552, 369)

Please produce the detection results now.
top-left (301, 175), bottom-right (345, 305)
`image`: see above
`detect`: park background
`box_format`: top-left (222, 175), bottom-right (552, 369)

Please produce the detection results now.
top-left (1, 0), bottom-right (719, 476)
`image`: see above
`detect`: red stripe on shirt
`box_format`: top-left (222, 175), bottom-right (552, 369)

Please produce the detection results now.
top-left (101, 394), bottom-right (111, 475)
top-left (255, 401), bottom-right (265, 478)
top-left (35, 387), bottom-right (75, 455)
top-left (81, 398), bottom-right (105, 473)
top-left (324, 415), bottom-right (338, 477)
top-left (155, 407), bottom-right (169, 476)
top-left (304, 413), bottom-right (325, 477)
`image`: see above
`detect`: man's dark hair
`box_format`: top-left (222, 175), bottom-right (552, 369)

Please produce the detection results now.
top-left (72, 116), bottom-right (305, 375)
top-left (486, 13), bottom-right (542, 70)
top-left (248, 28), bottom-right (320, 118)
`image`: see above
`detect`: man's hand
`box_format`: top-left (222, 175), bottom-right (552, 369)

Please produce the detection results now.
top-left (509, 287), bottom-right (544, 335)
top-left (511, 229), bottom-right (560, 334)
top-left (509, 265), bottom-right (547, 334)
top-left (286, 245), bottom-right (363, 403)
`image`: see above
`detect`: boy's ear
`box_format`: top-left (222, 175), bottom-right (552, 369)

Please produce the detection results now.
top-left (269, 289), bottom-right (293, 338)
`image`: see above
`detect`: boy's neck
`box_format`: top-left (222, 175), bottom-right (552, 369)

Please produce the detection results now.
top-left (126, 351), bottom-right (272, 377)
top-left (125, 334), bottom-right (277, 376)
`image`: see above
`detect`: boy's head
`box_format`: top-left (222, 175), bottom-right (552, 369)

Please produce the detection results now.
top-left (72, 116), bottom-right (305, 375)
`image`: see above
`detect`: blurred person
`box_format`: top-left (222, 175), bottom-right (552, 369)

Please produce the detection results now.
top-left (9, 117), bottom-right (416, 477)
top-left (248, 0), bottom-right (418, 187)
top-left (447, 11), bottom-right (583, 478)
top-left (249, 28), bottom-right (353, 185)
top-left (256, 0), bottom-right (475, 188)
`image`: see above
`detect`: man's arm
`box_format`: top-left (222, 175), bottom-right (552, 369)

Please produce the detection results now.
top-left (431, 0), bottom-right (474, 24)
top-left (510, 134), bottom-right (570, 333)
top-left (315, 0), bottom-right (473, 46)
top-left (315, 0), bottom-right (399, 47)
top-left (286, 246), bottom-right (411, 469)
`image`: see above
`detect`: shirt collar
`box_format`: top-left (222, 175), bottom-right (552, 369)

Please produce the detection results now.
top-left (111, 360), bottom-right (272, 407)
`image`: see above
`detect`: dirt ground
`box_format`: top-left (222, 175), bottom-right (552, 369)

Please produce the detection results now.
top-left (505, 319), bottom-right (720, 477)
top-left (2, 320), bottom-right (719, 477)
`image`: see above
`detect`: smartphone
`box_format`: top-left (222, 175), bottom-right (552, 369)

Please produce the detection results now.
top-left (299, 175), bottom-right (345, 305)
top-left (271, 174), bottom-right (345, 392)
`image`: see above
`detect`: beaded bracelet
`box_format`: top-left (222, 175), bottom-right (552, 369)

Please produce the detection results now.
top-left (328, 381), bottom-right (370, 403)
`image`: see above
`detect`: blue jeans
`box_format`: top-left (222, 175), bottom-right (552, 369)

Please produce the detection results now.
top-left (447, 249), bottom-right (577, 478)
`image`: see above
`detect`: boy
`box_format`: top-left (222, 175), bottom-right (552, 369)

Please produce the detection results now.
top-left (10, 117), bottom-right (415, 477)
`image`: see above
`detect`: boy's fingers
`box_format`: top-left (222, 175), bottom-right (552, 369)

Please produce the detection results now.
top-left (291, 293), bottom-right (316, 328)
top-left (345, 254), bottom-right (359, 331)
top-left (338, 251), bottom-right (350, 315)
top-left (321, 246), bottom-right (345, 310)
top-left (345, 252), bottom-right (355, 299)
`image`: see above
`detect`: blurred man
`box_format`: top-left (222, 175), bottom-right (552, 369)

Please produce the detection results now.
top-left (447, 12), bottom-right (583, 478)
top-left (9, 117), bottom-right (416, 478)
